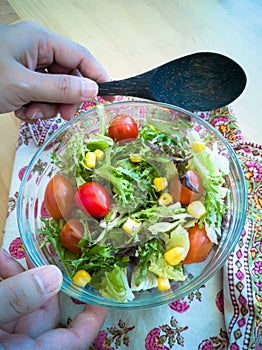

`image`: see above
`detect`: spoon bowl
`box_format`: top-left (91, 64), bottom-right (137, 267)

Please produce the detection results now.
top-left (98, 52), bottom-right (247, 110)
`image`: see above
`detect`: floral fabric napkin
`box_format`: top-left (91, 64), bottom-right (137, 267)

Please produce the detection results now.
top-left (3, 97), bottom-right (262, 349)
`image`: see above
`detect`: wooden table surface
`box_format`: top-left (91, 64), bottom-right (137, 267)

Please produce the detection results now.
top-left (0, 0), bottom-right (261, 246)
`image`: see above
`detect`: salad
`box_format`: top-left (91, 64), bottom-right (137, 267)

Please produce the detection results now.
top-left (40, 108), bottom-right (230, 302)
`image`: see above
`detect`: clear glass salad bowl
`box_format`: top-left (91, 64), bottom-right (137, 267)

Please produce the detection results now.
top-left (17, 100), bottom-right (247, 309)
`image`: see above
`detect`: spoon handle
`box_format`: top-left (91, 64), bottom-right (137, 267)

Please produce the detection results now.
top-left (98, 74), bottom-right (154, 100)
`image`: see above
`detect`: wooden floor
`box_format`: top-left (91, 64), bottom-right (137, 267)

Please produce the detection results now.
top-left (0, 0), bottom-right (262, 246)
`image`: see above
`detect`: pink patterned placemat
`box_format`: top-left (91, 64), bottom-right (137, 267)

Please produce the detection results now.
top-left (3, 98), bottom-right (262, 349)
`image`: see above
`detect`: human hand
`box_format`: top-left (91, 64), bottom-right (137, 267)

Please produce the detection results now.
top-left (0, 21), bottom-right (111, 122)
top-left (0, 248), bottom-right (108, 349)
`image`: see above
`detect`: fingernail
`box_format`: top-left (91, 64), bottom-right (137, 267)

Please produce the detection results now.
top-left (81, 78), bottom-right (98, 99)
top-left (33, 265), bottom-right (63, 295)
top-left (31, 111), bottom-right (44, 120)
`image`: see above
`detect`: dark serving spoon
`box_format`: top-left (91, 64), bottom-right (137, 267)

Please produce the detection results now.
top-left (98, 52), bottom-right (247, 111)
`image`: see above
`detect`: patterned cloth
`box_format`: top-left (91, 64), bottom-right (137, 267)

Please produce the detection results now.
top-left (3, 98), bottom-right (262, 350)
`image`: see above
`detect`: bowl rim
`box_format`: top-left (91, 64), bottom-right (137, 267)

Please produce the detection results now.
top-left (17, 100), bottom-right (248, 308)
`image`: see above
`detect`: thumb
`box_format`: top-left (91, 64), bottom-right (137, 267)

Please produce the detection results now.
top-left (0, 265), bottom-right (63, 325)
top-left (28, 71), bottom-right (98, 104)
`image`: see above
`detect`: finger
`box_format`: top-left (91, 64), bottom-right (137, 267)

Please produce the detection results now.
top-left (0, 265), bottom-right (63, 326)
top-left (46, 64), bottom-right (83, 77)
top-left (27, 71), bottom-right (99, 104)
top-left (15, 103), bottom-right (59, 121)
top-left (15, 66), bottom-right (81, 121)
top-left (22, 29), bottom-right (112, 104)
top-left (14, 295), bottom-right (60, 338)
top-left (0, 253), bottom-right (60, 337)
top-left (13, 21), bottom-right (110, 84)
top-left (0, 248), bottom-right (24, 277)
top-left (68, 304), bottom-right (108, 341)
top-left (16, 102), bottom-right (80, 121)
top-left (48, 64), bottom-right (114, 103)
top-left (48, 32), bottom-right (111, 83)
top-left (36, 304), bottom-right (108, 349)
top-left (58, 103), bottom-right (80, 120)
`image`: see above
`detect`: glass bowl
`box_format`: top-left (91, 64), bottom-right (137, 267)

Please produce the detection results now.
top-left (17, 100), bottom-right (247, 309)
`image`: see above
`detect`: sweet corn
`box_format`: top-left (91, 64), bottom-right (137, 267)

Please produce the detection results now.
top-left (130, 154), bottom-right (142, 163)
top-left (73, 269), bottom-right (91, 287)
top-left (158, 192), bottom-right (173, 206)
top-left (122, 218), bottom-right (141, 235)
top-left (153, 177), bottom-right (168, 192)
top-left (164, 247), bottom-right (185, 266)
top-left (192, 142), bottom-right (205, 153)
top-left (157, 277), bottom-right (171, 291)
top-left (187, 200), bottom-right (206, 219)
top-left (94, 149), bottom-right (104, 160)
top-left (85, 151), bottom-right (96, 168)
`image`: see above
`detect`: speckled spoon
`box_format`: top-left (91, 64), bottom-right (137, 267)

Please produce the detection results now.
top-left (98, 52), bottom-right (247, 111)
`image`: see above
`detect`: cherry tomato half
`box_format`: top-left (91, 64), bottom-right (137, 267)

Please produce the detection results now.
top-left (108, 115), bottom-right (139, 142)
top-left (182, 225), bottom-right (212, 264)
top-left (44, 174), bottom-right (75, 219)
top-left (169, 169), bottom-right (204, 206)
top-left (60, 218), bottom-right (84, 254)
top-left (74, 182), bottom-right (111, 218)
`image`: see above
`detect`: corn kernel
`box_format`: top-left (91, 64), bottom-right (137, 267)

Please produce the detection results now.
top-left (157, 277), bottom-right (171, 291)
top-left (148, 124), bottom-right (156, 130)
top-left (192, 142), bottom-right (205, 153)
top-left (85, 152), bottom-right (96, 168)
top-left (130, 154), bottom-right (142, 163)
top-left (94, 149), bottom-right (104, 160)
top-left (158, 192), bottom-right (173, 206)
top-left (164, 247), bottom-right (185, 266)
top-left (153, 177), bottom-right (168, 192)
top-left (122, 218), bottom-right (141, 235)
top-left (187, 200), bottom-right (206, 219)
top-left (73, 269), bottom-right (91, 287)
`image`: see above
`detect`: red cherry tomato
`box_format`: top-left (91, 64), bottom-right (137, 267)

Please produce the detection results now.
top-left (183, 225), bottom-right (212, 264)
top-left (74, 182), bottom-right (111, 218)
top-left (169, 170), bottom-right (204, 206)
top-left (59, 218), bottom-right (84, 254)
top-left (44, 174), bottom-right (75, 219)
top-left (108, 115), bottom-right (139, 142)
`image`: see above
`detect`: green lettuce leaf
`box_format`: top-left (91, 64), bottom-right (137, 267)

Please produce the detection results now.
top-left (91, 265), bottom-right (134, 302)
top-left (148, 256), bottom-right (186, 281)
top-left (188, 132), bottom-right (229, 231)
top-left (164, 225), bottom-right (190, 258)
top-left (94, 138), bottom-right (176, 214)
top-left (131, 266), bottom-right (158, 291)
